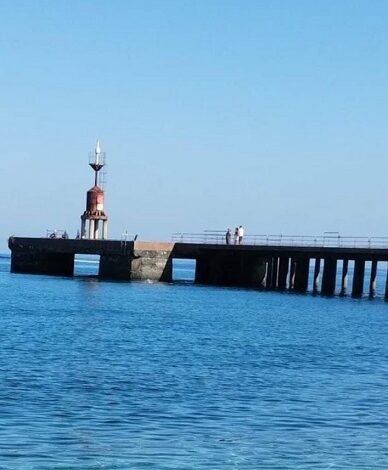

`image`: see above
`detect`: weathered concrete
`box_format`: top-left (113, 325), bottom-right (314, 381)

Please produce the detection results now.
top-left (131, 242), bottom-right (173, 282)
top-left (98, 242), bottom-right (174, 281)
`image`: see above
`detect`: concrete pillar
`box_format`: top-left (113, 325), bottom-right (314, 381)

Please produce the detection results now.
top-left (293, 257), bottom-right (310, 292)
top-left (103, 220), bottom-right (108, 240)
top-left (271, 257), bottom-right (279, 289)
top-left (369, 260), bottom-right (378, 298)
top-left (81, 218), bottom-right (86, 239)
top-left (132, 254), bottom-right (173, 282)
top-left (278, 257), bottom-right (289, 290)
top-left (341, 259), bottom-right (349, 295)
top-left (352, 259), bottom-right (365, 298)
top-left (99, 254), bottom-right (131, 280)
top-left (94, 220), bottom-right (99, 240)
top-left (88, 220), bottom-right (95, 240)
top-left (321, 258), bottom-right (337, 296)
top-left (313, 258), bottom-right (321, 292)
top-left (266, 257), bottom-right (273, 289)
top-left (289, 258), bottom-right (296, 289)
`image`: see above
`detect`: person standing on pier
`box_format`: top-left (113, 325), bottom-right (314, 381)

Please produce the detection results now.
top-left (234, 227), bottom-right (239, 245)
top-left (238, 225), bottom-right (244, 244)
top-left (225, 228), bottom-right (231, 245)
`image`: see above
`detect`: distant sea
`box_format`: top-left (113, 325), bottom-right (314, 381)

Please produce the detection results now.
top-left (1, 255), bottom-right (388, 469)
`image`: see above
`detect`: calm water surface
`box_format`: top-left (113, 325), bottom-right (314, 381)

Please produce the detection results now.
top-left (1, 256), bottom-right (388, 469)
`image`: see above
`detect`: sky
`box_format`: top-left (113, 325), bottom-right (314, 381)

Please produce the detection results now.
top-left (1, 0), bottom-right (388, 250)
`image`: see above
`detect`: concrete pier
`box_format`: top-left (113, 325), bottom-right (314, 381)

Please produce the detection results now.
top-left (8, 237), bottom-right (388, 300)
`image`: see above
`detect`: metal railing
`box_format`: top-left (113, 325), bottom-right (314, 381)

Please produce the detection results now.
top-left (171, 231), bottom-right (388, 249)
top-left (46, 229), bottom-right (68, 239)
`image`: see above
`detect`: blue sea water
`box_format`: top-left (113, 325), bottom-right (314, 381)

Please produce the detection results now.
top-left (1, 255), bottom-right (388, 469)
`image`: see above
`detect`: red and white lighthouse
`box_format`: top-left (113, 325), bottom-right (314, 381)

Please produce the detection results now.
top-left (80, 140), bottom-right (108, 239)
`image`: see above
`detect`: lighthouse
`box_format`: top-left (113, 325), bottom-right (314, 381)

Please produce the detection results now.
top-left (80, 140), bottom-right (108, 239)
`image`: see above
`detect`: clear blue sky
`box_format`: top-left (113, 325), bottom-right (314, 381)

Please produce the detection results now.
top-left (1, 0), bottom-right (388, 250)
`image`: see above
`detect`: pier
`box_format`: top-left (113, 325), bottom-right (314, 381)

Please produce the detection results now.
top-left (8, 235), bottom-right (388, 299)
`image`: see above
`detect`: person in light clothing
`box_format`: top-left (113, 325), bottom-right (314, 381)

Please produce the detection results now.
top-left (238, 225), bottom-right (244, 244)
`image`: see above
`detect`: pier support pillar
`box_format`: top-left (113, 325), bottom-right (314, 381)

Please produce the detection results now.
top-left (271, 257), bottom-right (279, 289)
top-left (99, 243), bottom-right (174, 282)
top-left (278, 257), bottom-right (289, 290)
top-left (293, 257), bottom-right (310, 292)
top-left (265, 257), bottom-right (278, 289)
top-left (341, 259), bottom-right (349, 295)
top-left (99, 254), bottom-right (132, 280)
top-left (352, 259), bottom-right (365, 298)
top-left (265, 257), bottom-right (273, 289)
top-left (369, 260), bottom-right (378, 298)
top-left (321, 258), bottom-right (337, 296)
top-left (289, 258), bottom-right (296, 289)
top-left (313, 258), bottom-right (321, 292)
top-left (131, 246), bottom-right (173, 282)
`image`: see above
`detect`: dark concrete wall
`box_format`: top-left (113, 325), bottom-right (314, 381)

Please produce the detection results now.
top-left (195, 251), bottom-right (266, 287)
top-left (99, 254), bottom-right (132, 280)
top-left (11, 250), bottom-right (74, 276)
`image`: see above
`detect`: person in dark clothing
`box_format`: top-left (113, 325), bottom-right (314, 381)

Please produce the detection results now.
top-left (225, 228), bottom-right (231, 245)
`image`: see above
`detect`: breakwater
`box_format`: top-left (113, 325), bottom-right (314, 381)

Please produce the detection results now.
top-left (8, 237), bottom-right (388, 298)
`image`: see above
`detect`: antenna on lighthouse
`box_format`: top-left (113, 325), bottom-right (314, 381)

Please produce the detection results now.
top-left (89, 139), bottom-right (105, 187)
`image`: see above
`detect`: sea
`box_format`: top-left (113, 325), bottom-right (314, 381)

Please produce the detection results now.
top-left (1, 254), bottom-right (388, 469)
